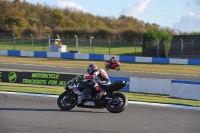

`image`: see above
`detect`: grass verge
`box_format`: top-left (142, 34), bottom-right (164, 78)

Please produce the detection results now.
top-left (0, 42), bottom-right (143, 56)
top-left (0, 83), bottom-right (200, 107)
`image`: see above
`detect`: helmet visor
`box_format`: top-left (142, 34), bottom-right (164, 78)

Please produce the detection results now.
top-left (87, 67), bottom-right (91, 74)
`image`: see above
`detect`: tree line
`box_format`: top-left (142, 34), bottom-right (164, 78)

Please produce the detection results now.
top-left (0, 0), bottom-right (199, 42)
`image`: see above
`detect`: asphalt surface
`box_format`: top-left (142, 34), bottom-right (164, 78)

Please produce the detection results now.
top-left (0, 62), bottom-right (200, 81)
top-left (0, 62), bottom-right (200, 133)
top-left (0, 93), bottom-right (200, 133)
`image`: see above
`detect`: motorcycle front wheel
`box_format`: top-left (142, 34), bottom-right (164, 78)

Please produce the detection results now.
top-left (115, 66), bottom-right (120, 71)
top-left (57, 90), bottom-right (77, 110)
top-left (105, 92), bottom-right (128, 113)
top-left (105, 64), bottom-right (110, 70)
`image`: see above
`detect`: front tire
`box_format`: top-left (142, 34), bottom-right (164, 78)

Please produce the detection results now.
top-left (57, 90), bottom-right (77, 110)
top-left (105, 92), bottom-right (128, 113)
top-left (105, 64), bottom-right (110, 70)
top-left (115, 66), bottom-right (120, 71)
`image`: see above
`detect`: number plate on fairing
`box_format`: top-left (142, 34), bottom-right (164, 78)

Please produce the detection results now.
top-left (84, 101), bottom-right (95, 106)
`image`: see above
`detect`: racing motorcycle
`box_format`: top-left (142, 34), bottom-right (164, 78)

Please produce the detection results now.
top-left (57, 75), bottom-right (129, 113)
top-left (105, 60), bottom-right (120, 71)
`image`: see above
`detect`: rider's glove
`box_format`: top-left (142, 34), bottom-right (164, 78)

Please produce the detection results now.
top-left (74, 75), bottom-right (85, 82)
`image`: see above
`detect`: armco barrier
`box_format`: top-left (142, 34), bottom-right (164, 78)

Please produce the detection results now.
top-left (129, 77), bottom-right (200, 101)
top-left (170, 80), bottom-right (200, 101)
top-left (1, 70), bottom-right (200, 101)
top-left (129, 77), bottom-right (171, 95)
top-left (1, 50), bottom-right (200, 65)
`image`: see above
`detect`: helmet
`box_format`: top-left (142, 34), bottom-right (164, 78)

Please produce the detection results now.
top-left (112, 56), bottom-right (116, 58)
top-left (87, 64), bottom-right (98, 74)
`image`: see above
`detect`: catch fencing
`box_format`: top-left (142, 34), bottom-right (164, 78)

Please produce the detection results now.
top-left (169, 40), bottom-right (200, 59)
top-left (0, 34), bottom-right (142, 56)
top-left (0, 34), bottom-right (200, 59)
top-left (143, 39), bottom-right (200, 59)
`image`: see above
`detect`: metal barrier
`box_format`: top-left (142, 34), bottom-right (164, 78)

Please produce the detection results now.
top-left (1, 70), bottom-right (200, 101)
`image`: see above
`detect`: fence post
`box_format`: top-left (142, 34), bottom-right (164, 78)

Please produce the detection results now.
top-left (47, 34), bottom-right (50, 52)
top-left (66, 35), bottom-right (69, 46)
top-left (108, 36), bottom-right (111, 55)
top-left (180, 38), bottom-right (183, 58)
top-left (89, 35), bottom-right (94, 53)
top-left (57, 34), bottom-right (60, 39)
top-left (30, 34), bottom-right (33, 51)
top-left (1, 33), bottom-right (3, 40)
top-left (82, 35), bottom-right (85, 41)
top-left (12, 33), bottom-right (16, 50)
top-left (191, 39), bottom-right (193, 56)
top-left (22, 34), bottom-right (25, 46)
top-left (156, 38), bottom-right (159, 57)
top-left (134, 39), bottom-right (136, 55)
top-left (98, 36), bottom-right (101, 45)
top-left (74, 35), bottom-right (78, 51)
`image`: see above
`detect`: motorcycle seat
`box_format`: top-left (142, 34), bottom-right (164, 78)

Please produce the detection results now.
top-left (100, 84), bottom-right (113, 91)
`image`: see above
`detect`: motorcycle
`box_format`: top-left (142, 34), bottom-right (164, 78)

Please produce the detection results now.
top-left (57, 75), bottom-right (129, 113)
top-left (105, 60), bottom-right (120, 71)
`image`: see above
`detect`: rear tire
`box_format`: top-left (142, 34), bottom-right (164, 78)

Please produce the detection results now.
top-left (57, 91), bottom-right (77, 110)
top-left (105, 92), bottom-right (128, 113)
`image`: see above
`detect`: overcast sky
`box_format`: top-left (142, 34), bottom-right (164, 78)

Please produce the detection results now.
top-left (26, 0), bottom-right (200, 32)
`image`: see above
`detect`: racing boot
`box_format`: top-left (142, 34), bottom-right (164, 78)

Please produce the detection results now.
top-left (95, 88), bottom-right (106, 100)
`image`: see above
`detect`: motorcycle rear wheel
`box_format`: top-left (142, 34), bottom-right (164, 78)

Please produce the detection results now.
top-left (105, 92), bottom-right (128, 113)
top-left (57, 90), bottom-right (77, 110)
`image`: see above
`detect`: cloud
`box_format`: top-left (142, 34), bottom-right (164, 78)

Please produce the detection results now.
top-left (119, 0), bottom-right (150, 17)
top-left (173, 0), bottom-right (200, 32)
top-left (194, 0), bottom-right (200, 5)
top-left (55, 0), bottom-right (87, 12)
top-left (188, 12), bottom-right (200, 19)
top-left (173, 12), bottom-right (200, 32)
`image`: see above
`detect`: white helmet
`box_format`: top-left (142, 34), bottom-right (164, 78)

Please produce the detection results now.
top-left (112, 56), bottom-right (116, 58)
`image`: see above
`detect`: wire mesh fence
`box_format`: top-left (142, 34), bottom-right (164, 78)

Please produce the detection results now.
top-left (143, 39), bottom-right (200, 59)
top-left (0, 35), bottom-right (143, 56)
top-left (168, 41), bottom-right (200, 59)
top-left (0, 36), bottom-right (49, 51)
top-left (0, 34), bottom-right (200, 59)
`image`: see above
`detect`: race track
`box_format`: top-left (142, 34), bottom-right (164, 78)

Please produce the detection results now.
top-left (0, 62), bottom-right (200, 133)
top-left (0, 62), bottom-right (200, 81)
top-left (0, 93), bottom-right (200, 133)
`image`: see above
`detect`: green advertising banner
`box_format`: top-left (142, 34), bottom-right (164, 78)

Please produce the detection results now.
top-left (0, 71), bottom-right (77, 86)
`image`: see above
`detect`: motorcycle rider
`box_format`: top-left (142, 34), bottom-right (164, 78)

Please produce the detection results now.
top-left (109, 56), bottom-right (118, 69)
top-left (84, 64), bottom-right (111, 100)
